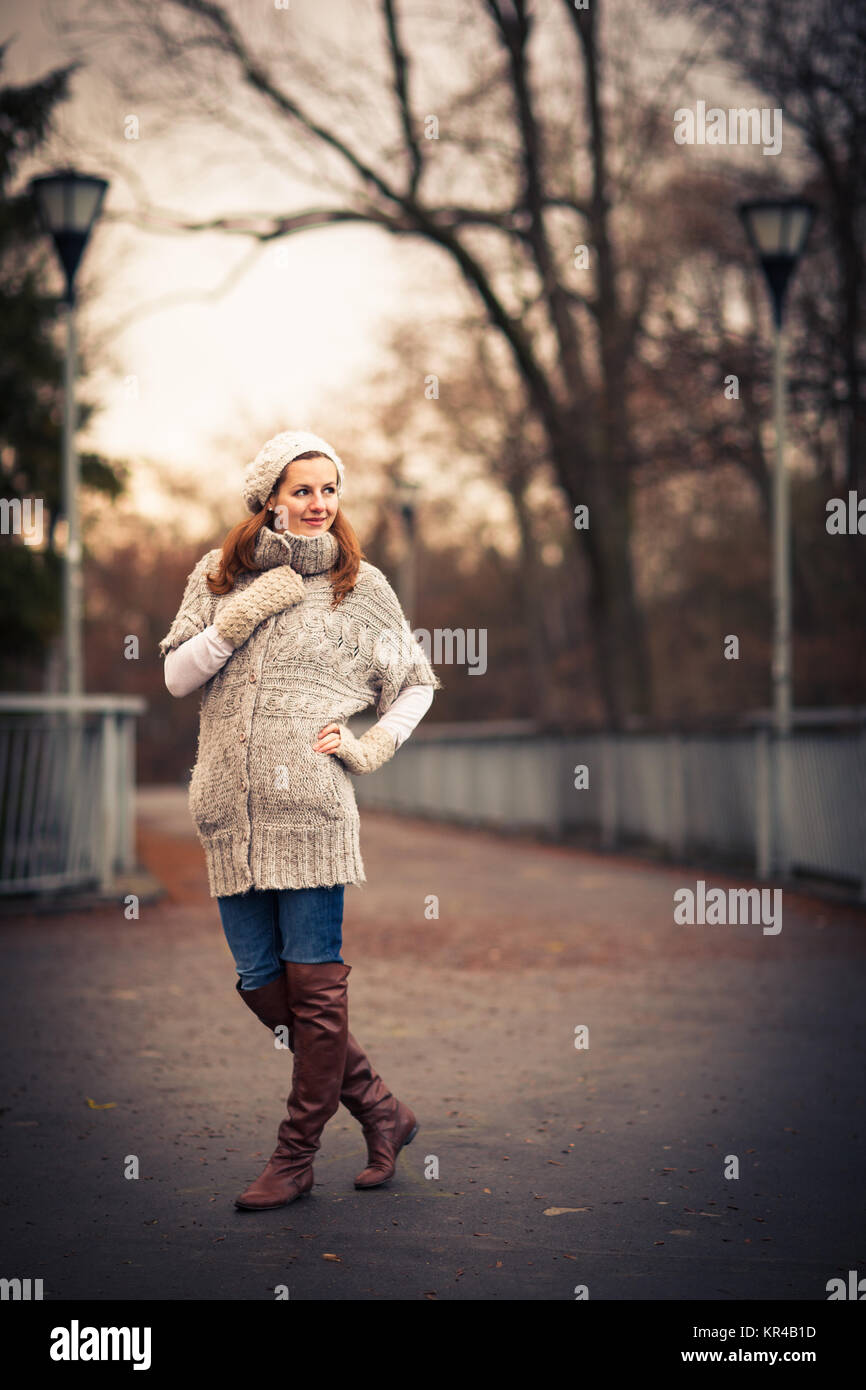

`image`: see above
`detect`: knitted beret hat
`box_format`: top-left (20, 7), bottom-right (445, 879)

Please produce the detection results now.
top-left (242, 429), bottom-right (345, 514)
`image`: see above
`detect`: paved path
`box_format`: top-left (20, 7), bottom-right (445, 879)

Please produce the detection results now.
top-left (1, 787), bottom-right (864, 1300)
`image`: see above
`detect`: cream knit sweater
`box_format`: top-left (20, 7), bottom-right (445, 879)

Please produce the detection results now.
top-left (157, 524), bottom-right (441, 896)
top-left (164, 624), bottom-right (433, 746)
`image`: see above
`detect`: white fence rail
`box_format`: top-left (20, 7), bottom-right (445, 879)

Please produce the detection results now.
top-left (354, 715), bottom-right (866, 900)
top-left (4, 695), bottom-right (859, 901)
top-left (0, 695), bottom-right (146, 895)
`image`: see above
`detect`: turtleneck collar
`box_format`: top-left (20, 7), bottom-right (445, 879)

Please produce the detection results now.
top-left (253, 523), bottom-right (338, 576)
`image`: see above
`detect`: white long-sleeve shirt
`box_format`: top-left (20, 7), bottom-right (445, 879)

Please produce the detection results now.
top-left (164, 623), bottom-right (433, 749)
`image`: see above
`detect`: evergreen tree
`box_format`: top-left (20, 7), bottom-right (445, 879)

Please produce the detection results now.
top-left (0, 38), bottom-right (126, 690)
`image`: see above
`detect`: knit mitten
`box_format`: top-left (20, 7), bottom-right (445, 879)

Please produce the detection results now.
top-left (214, 566), bottom-right (306, 650)
top-left (334, 724), bottom-right (397, 774)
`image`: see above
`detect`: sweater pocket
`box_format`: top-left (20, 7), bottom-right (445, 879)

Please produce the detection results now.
top-left (328, 747), bottom-right (357, 809)
top-left (249, 720), bottom-right (353, 826)
top-left (187, 714), bottom-right (247, 836)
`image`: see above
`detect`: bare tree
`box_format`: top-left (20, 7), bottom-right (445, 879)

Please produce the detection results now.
top-left (363, 309), bottom-right (581, 722)
top-left (674, 0), bottom-right (866, 493)
top-left (54, 0), bottom-right (707, 725)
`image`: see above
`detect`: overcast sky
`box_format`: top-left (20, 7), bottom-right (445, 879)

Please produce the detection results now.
top-left (5, 0), bottom-right (459, 528)
top-left (5, 0), bottom-right (806, 540)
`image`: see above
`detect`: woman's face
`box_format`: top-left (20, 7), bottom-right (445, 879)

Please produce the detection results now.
top-left (267, 455), bottom-right (340, 536)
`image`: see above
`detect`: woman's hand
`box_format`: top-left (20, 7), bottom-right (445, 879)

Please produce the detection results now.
top-left (314, 723), bottom-right (343, 754)
top-left (316, 722), bottom-right (397, 774)
top-left (213, 566), bottom-right (306, 650)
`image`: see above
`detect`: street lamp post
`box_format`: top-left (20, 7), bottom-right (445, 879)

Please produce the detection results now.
top-left (737, 197), bottom-right (815, 735)
top-left (28, 168), bottom-right (109, 697)
top-left (738, 196), bottom-right (815, 874)
top-left (393, 474), bottom-right (422, 624)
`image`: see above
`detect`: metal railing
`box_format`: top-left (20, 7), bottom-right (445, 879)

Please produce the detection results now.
top-left (354, 713), bottom-right (866, 900)
top-left (0, 695), bottom-right (146, 895)
top-left (5, 693), bottom-right (857, 900)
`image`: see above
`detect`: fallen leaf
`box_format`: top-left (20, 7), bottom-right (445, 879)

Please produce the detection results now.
top-left (322, 1253), bottom-right (341, 1262)
top-left (85, 1098), bottom-right (116, 1110)
top-left (543, 1207), bottom-right (589, 1216)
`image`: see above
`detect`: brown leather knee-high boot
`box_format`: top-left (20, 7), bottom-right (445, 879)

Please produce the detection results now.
top-left (234, 961), bottom-right (350, 1211)
top-left (235, 971), bottom-right (417, 1189)
top-left (235, 975), bottom-right (294, 1048)
top-left (338, 1037), bottom-right (419, 1189)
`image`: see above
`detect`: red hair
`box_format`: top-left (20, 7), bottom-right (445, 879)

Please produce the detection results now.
top-left (205, 452), bottom-right (362, 609)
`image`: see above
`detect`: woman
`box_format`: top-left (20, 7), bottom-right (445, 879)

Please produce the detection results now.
top-left (157, 429), bottom-right (441, 1212)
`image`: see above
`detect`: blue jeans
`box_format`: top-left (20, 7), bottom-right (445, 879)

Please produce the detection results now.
top-left (217, 885), bottom-right (345, 989)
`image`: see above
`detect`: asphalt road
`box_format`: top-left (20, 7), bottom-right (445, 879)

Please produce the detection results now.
top-left (1, 786), bottom-right (864, 1301)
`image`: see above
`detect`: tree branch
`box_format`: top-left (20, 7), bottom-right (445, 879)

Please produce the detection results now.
top-left (382, 0), bottom-right (423, 197)
top-left (484, 0), bottom-right (586, 394)
top-left (169, 0), bottom-right (407, 211)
